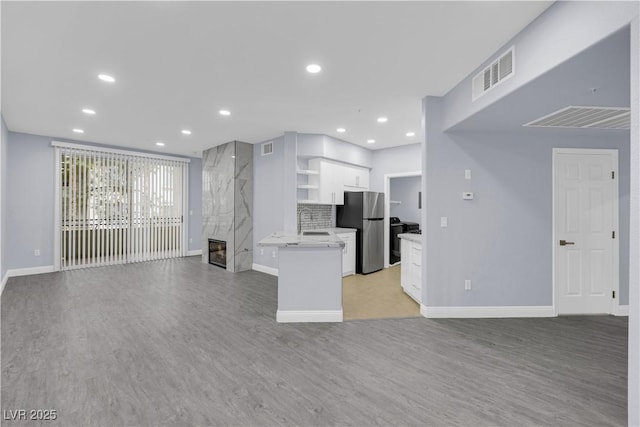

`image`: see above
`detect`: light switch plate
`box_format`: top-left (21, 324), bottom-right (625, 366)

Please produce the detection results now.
top-left (465, 169), bottom-right (471, 180)
top-left (465, 279), bottom-right (471, 290)
top-left (440, 217), bottom-right (448, 227)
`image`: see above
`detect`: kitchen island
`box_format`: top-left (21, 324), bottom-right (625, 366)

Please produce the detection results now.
top-left (257, 231), bottom-right (345, 323)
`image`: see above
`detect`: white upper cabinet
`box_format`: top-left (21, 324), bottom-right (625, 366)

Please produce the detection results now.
top-left (343, 165), bottom-right (369, 190)
top-left (307, 158), bottom-right (370, 205)
top-left (308, 158), bottom-right (345, 205)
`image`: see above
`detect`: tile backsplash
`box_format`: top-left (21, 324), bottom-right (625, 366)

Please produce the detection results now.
top-left (297, 204), bottom-right (333, 230)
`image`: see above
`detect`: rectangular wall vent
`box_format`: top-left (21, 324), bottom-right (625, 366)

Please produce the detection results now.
top-left (472, 46), bottom-right (515, 101)
top-left (261, 141), bottom-right (273, 156)
top-left (524, 106), bottom-right (630, 129)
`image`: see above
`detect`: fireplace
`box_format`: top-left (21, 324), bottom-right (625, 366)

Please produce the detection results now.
top-left (208, 239), bottom-right (227, 269)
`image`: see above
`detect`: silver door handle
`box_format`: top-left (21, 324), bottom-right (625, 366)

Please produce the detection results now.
top-left (559, 240), bottom-right (575, 246)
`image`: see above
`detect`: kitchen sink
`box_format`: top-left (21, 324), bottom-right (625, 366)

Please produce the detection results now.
top-left (302, 231), bottom-right (330, 236)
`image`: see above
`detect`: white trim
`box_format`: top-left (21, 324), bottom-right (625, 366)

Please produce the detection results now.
top-left (7, 265), bottom-right (56, 278)
top-left (552, 148), bottom-right (619, 315)
top-left (51, 141), bottom-right (191, 163)
top-left (1, 272), bottom-right (8, 297)
top-left (186, 249), bottom-right (202, 257)
top-left (383, 171), bottom-right (421, 268)
top-left (276, 309), bottom-right (343, 323)
top-left (252, 263), bottom-right (279, 276)
top-left (614, 305), bottom-right (629, 316)
top-left (421, 305), bottom-right (556, 319)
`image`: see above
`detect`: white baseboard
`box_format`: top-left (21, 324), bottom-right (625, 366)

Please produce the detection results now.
top-left (614, 305), bottom-right (629, 316)
top-left (252, 263), bottom-right (278, 277)
top-left (421, 305), bottom-right (556, 319)
top-left (0, 272), bottom-right (8, 297)
top-left (186, 249), bottom-right (202, 256)
top-left (7, 265), bottom-right (56, 278)
top-left (276, 309), bottom-right (343, 323)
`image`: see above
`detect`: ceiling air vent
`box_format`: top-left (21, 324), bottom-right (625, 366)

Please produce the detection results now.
top-left (261, 141), bottom-right (273, 156)
top-left (472, 46), bottom-right (515, 101)
top-left (524, 106), bottom-right (630, 130)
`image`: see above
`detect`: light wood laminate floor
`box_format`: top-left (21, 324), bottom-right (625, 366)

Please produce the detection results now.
top-left (1, 256), bottom-right (627, 426)
top-left (343, 265), bottom-right (420, 320)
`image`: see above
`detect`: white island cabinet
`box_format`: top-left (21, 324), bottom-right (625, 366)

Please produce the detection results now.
top-left (337, 231), bottom-right (356, 276)
top-left (399, 233), bottom-right (422, 304)
top-left (257, 231), bottom-right (345, 323)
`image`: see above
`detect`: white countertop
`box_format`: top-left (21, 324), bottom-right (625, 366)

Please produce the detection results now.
top-left (398, 233), bottom-right (422, 244)
top-left (258, 231), bottom-right (346, 248)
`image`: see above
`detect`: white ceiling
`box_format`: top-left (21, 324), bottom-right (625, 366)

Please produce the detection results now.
top-left (1, 1), bottom-right (553, 157)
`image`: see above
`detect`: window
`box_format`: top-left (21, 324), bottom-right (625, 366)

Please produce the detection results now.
top-left (54, 143), bottom-right (189, 270)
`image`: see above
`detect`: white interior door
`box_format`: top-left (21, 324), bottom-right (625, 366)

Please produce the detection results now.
top-left (554, 148), bottom-right (618, 315)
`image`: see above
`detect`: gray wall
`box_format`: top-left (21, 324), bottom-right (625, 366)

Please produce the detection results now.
top-left (424, 97), bottom-right (630, 307)
top-left (5, 131), bottom-right (201, 270)
top-left (188, 157), bottom-right (203, 252)
top-left (252, 136), bottom-right (285, 269)
top-left (6, 132), bottom-right (56, 269)
top-left (1, 115), bottom-right (8, 281)
top-left (390, 176), bottom-right (421, 225)
top-left (370, 143), bottom-right (421, 192)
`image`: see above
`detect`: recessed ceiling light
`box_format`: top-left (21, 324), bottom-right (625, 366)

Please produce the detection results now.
top-left (155, 142), bottom-right (165, 147)
top-left (181, 130), bottom-right (192, 135)
top-left (336, 128), bottom-right (346, 133)
top-left (98, 74), bottom-right (115, 83)
top-left (406, 132), bottom-right (416, 137)
top-left (219, 110), bottom-right (231, 116)
top-left (82, 108), bottom-right (96, 115)
top-left (377, 117), bottom-right (388, 123)
top-left (306, 64), bottom-right (322, 74)
top-left (72, 128), bottom-right (84, 134)
top-left (367, 139), bottom-right (375, 144)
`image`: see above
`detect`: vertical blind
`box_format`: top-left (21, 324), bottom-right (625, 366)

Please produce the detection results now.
top-left (56, 145), bottom-right (188, 270)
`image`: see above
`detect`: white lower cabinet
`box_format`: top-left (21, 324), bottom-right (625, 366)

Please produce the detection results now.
top-left (400, 238), bottom-right (422, 303)
top-left (337, 232), bottom-right (356, 276)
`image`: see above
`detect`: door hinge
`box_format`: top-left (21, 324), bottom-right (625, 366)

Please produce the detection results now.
top-left (612, 290), bottom-right (616, 299)
top-left (612, 171), bottom-right (615, 179)
top-left (612, 231), bottom-right (616, 239)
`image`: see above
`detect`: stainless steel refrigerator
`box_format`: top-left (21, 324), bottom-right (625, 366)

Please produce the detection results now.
top-left (337, 191), bottom-right (385, 274)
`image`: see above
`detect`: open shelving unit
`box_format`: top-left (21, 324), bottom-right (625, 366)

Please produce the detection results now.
top-left (297, 168), bottom-right (319, 204)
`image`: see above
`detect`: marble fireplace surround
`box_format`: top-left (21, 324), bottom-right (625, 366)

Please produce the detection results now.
top-left (201, 141), bottom-right (253, 273)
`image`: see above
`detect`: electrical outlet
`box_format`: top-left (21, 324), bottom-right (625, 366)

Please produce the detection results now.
top-left (272, 250), bottom-right (276, 258)
top-left (34, 249), bottom-right (41, 257)
top-left (260, 248), bottom-right (264, 256)
top-left (465, 279), bottom-right (471, 290)
top-left (440, 217), bottom-right (448, 227)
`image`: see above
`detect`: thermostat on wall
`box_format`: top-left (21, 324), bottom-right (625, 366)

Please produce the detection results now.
top-left (462, 192), bottom-right (474, 200)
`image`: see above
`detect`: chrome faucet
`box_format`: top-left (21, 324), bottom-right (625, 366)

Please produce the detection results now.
top-left (297, 207), bottom-right (313, 234)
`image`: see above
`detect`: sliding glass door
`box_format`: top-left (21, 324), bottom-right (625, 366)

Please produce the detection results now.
top-left (55, 144), bottom-right (188, 270)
